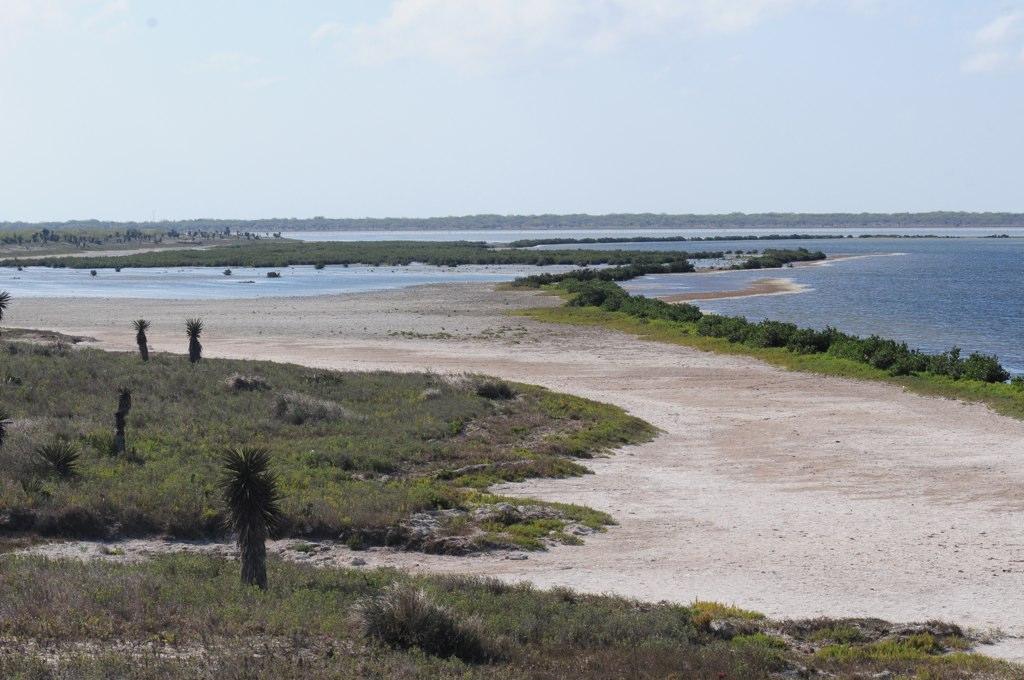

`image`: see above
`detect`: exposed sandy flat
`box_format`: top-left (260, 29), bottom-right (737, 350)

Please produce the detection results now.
top-left (658, 276), bottom-right (808, 302)
top-left (8, 284), bottom-right (1024, 656)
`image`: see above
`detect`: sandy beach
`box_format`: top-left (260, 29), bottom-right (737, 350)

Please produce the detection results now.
top-left (9, 283), bottom-right (1024, 658)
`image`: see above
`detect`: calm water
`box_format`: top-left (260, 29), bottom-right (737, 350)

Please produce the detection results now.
top-left (2, 231), bottom-right (1021, 374)
top-left (0, 264), bottom-right (577, 300)
top-left (617, 237), bottom-right (1024, 375)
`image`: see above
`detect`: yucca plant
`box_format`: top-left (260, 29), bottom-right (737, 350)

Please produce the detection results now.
top-left (185, 318), bottom-right (203, 363)
top-left (36, 440), bottom-right (79, 478)
top-left (114, 388), bottom-right (132, 454)
top-left (0, 410), bottom-right (10, 448)
top-left (0, 290), bottom-right (10, 331)
top-left (220, 446), bottom-right (282, 589)
top-left (132, 319), bottom-right (150, 361)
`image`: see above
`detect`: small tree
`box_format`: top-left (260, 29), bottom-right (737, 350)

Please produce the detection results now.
top-left (220, 447), bottom-right (282, 589)
top-left (114, 388), bottom-right (132, 454)
top-left (132, 319), bottom-right (150, 361)
top-left (185, 318), bottom-right (203, 363)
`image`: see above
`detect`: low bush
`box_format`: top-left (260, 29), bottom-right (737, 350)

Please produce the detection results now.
top-left (476, 381), bottom-right (515, 400)
top-left (353, 583), bottom-right (493, 662)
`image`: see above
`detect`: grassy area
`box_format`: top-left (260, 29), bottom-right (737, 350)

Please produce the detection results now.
top-left (518, 305), bottom-right (1024, 420)
top-left (0, 341), bottom-right (654, 551)
top-left (0, 553), bottom-right (1014, 679)
top-left (0, 240), bottom-right (727, 269)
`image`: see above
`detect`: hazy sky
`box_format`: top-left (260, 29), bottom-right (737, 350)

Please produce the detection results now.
top-left (1, 1), bottom-right (1022, 221)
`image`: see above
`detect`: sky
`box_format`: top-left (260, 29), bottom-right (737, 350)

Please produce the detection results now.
top-left (1, 0), bottom-right (1022, 221)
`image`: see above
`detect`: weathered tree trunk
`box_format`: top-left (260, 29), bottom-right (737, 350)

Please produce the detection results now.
top-left (240, 529), bottom-right (268, 589)
top-left (136, 333), bottom-right (149, 361)
top-left (189, 337), bottom-right (202, 363)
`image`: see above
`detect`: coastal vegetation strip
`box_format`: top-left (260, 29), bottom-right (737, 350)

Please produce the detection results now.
top-left (0, 341), bottom-right (654, 551)
top-left (507, 248), bottom-right (826, 288)
top-left (514, 279), bottom-right (1023, 420)
top-left (0, 553), bottom-right (1014, 678)
top-left (0, 240), bottom-right (731, 269)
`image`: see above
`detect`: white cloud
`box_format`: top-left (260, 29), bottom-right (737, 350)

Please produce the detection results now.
top-left (316, 0), bottom-right (811, 72)
top-left (973, 10), bottom-right (1022, 45)
top-left (961, 50), bottom-right (1007, 74)
top-left (963, 9), bottom-right (1024, 74)
top-left (198, 51), bottom-right (262, 73)
top-left (310, 21), bottom-right (345, 45)
top-left (241, 75), bottom-right (285, 90)
top-left (0, 0), bottom-right (135, 51)
top-left (0, 0), bottom-right (70, 47)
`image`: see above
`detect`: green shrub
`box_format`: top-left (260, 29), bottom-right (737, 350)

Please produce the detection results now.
top-left (353, 584), bottom-right (493, 662)
top-left (476, 381), bottom-right (515, 400)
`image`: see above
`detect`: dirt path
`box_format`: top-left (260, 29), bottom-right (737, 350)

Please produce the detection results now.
top-left (8, 284), bottom-right (1024, 656)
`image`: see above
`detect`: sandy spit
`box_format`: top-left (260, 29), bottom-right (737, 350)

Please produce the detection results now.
top-left (6, 283), bottom-right (1024, 659)
top-left (658, 277), bottom-right (809, 302)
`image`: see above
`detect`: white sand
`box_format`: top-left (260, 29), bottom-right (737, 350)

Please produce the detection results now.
top-left (8, 284), bottom-right (1024, 657)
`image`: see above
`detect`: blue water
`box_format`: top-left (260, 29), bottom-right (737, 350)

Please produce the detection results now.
top-left (616, 238), bottom-right (1024, 375)
top-left (2, 232), bottom-right (1021, 374)
top-left (0, 264), bottom-right (577, 300)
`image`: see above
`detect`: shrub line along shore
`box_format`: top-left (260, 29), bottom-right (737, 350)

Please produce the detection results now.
top-left (511, 277), bottom-right (1023, 419)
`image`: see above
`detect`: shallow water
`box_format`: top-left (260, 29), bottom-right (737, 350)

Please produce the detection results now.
top-left (0, 264), bottom-right (577, 301)
top-left (619, 237), bottom-right (1024, 374)
top-left (2, 232), bottom-right (1021, 374)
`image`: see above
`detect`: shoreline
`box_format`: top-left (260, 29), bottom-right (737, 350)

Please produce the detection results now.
top-left (5, 283), bottom-right (1024, 661)
top-left (656, 276), bottom-right (809, 302)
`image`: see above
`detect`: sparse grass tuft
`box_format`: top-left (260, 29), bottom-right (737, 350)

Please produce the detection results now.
top-left (353, 583), bottom-right (494, 662)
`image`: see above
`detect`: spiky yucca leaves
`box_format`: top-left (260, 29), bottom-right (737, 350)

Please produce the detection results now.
top-left (0, 290), bottom-right (10, 328)
top-left (185, 318), bottom-right (203, 364)
top-left (114, 388), bottom-right (132, 454)
top-left (0, 410), bottom-right (10, 448)
top-left (132, 319), bottom-right (150, 361)
top-left (36, 440), bottom-right (80, 478)
top-left (220, 446), bottom-right (282, 589)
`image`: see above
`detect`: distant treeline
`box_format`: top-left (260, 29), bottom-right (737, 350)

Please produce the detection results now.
top-left (507, 234), bottom-right (958, 247)
top-left (549, 278), bottom-right (1014, 384)
top-left (4, 212), bottom-right (1024, 233)
top-left (511, 248), bottom-right (825, 287)
top-left (0, 241), bottom-right (725, 269)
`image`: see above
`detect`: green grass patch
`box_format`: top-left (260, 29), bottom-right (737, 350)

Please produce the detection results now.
top-left (0, 342), bottom-right (654, 549)
top-left (0, 554), bottom-right (1016, 678)
top-left (518, 306), bottom-right (1024, 420)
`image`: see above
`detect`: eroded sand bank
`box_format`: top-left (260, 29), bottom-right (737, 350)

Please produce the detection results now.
top-left (8, 284), bottom-right (1024, 655)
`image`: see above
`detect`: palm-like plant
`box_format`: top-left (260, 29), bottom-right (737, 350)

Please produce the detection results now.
top-left (0, 290), bottom-right (10, 329)
top-left (132, 319), bottom-right (150, 361)
top-left (185, 318), bottom-right (203, 363)
top-left (36, 440), bottom-right (79, 478)
top-left (0, 410), bottom-right (11, 448)
top-left (220, 447), bottom-right (282, 589)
